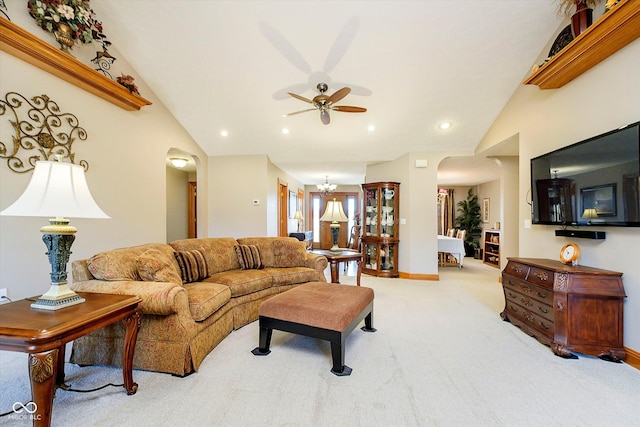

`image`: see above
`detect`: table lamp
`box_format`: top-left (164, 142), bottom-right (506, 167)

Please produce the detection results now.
top-left (582, 208), bottom-right (598, 224)
top-left (0, 159), bottom-right (109, 310)
top-left (320, 198), bottom-right (348, 252)
top-left (293, 210), bottom-right (304, 232)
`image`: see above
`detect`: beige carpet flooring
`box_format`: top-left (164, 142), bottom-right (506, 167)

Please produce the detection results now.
top-left (1, 259), bottom-right (639, 426)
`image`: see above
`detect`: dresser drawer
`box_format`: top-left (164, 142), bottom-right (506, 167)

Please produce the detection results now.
top-left (527, 266), bottom-right (555, 288)
top-left (503, 301), bottom-right (554, 338)
top-left (503, 286), bottom-right (554, 323)
top-left (503, 275), bottom-right (553, 306)
top-left (504, 260), bottom-right (528, 279)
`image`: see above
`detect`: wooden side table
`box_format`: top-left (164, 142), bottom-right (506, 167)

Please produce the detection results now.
top-left (310, 249), bottom-right (363, 285)
top-left (0, 292), bottom-right (141, 427)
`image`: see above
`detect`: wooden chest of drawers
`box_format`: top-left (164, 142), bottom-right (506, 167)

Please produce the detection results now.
top-left (501, 258), bottom-right (626, 361)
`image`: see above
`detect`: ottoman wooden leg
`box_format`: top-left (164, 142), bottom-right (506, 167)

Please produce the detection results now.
top-left (330, 338), bottom-right (352, 376)
top-left (251, 325), bottom-right (272, 356)
top-left (361, 311), bottom-right (377, 332)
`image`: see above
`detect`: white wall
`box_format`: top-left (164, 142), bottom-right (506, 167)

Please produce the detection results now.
top-left (0, 14), bottom-right (208, 301)
top-left (166, 166), bottom-right (189, 242)
top-left (479, 35), bottom-right (640, 350)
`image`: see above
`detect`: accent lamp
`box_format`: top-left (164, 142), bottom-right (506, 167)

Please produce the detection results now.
top-left (582, 208), bottom-right (598, 224)
top-left (293, 210), bottom-right (304, 232)
top-left (320, 198), bottom-right (349, 252)
top-left (0, 159), bottom-right (109, 310)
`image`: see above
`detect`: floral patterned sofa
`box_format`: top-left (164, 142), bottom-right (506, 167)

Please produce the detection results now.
top-left (69, 237), bottom-right (327, 376)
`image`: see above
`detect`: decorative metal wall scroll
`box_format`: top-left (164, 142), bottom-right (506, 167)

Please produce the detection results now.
top-left (0, 92), bottom-right (88, 173)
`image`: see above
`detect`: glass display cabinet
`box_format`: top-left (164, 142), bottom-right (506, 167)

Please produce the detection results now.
top-left (361, 182), bottom-right (400, 278)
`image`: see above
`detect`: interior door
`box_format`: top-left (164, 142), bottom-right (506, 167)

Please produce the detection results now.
top-left (278, 180), bottom-right (288, 237)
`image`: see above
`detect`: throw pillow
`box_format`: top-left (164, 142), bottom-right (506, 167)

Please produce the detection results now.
top-left (136, 248), bottom-right (182, 285)
top-left (234, 244), bottom-right (264, 270)
top-left (174, 249), bottom-right (209, 283)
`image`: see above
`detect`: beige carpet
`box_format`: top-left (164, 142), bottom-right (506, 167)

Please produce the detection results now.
top-left (1, 259), bottom-right (639, 426)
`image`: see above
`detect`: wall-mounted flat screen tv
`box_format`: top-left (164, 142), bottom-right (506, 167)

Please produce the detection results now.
top-left (531, 121), bottom-right (640, 227)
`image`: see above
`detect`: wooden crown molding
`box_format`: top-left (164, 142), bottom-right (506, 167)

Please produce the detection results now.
top-left (524, 0), bottom-right (640, 89)
top-left (0, 17), bottom-right (152, 111)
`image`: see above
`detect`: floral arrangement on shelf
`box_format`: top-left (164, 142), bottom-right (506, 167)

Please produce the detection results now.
top-left (116, 74), bottom-right (140, 95)
top-left (27, 0), bottom-right (106, 45)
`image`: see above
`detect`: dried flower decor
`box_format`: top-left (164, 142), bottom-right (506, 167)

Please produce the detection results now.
top-left (116, 74), bottom-right (140, 95)
top-left (27, 0), bottom-right (106, 45)
top-left (556, 0), bottom-right (602, 16)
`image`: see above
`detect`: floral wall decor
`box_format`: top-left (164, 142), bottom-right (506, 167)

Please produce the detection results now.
top-left (27, 0), bottom-right (108, 48)
top-left (0, 92), bottom-right (88, 173)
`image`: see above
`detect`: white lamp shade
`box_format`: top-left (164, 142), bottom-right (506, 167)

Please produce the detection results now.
top-left (320, 199), bottom-right (349, 222)
top-left (0, 161), bottom-right (109, 219)
top-left (293, 210), bottom-right (304, 220)
top-left (582, 208), bottom-right (598, 219)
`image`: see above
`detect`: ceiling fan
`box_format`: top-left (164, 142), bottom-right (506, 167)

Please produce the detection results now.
top-left (284, 83), bottom-right (366, 125)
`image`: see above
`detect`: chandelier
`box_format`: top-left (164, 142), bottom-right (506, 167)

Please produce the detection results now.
top-left (317, 176), bottom-right (337, 195)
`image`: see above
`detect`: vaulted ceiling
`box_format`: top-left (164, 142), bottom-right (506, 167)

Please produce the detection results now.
top-left (94, 1), bottom-right (563, 186)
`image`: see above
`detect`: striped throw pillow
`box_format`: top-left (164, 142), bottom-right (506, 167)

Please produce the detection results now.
top-left (235, 245), bottom-right (264, 270)
top-left (174, 249), bottom-right (209, 283)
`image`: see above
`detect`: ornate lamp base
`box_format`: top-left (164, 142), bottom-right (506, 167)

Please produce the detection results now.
top-left (31, 283), bottom-right (85, 310)
top-left (31, 218), bottom-right (85, 311)
top-left (329, 222), bottom-right (341, 253)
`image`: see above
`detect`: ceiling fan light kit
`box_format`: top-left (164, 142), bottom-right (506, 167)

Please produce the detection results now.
top-left (285, 83), bottom-right (366, 125)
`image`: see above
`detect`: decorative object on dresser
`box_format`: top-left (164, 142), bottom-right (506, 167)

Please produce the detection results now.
top-left (362, 182), bottom-right (400, 277)
top-left (500, 258), bottom-right (625, 362)
top-left (482, 229), bottom-right (500, 268)
top-left (559, 242), bottom-right (580, 265)
top-left (0, 158), bottom-right (109, 310)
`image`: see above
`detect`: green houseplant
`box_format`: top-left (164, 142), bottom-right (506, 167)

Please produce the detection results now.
top-left (455, 188), bottom-right (482, 257)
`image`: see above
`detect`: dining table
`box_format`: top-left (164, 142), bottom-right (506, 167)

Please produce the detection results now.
top-left (437, 235), bottom-right (465, 268)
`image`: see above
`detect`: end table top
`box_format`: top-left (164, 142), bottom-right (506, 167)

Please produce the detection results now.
top-left (0, 292), bottom-right (141, 353)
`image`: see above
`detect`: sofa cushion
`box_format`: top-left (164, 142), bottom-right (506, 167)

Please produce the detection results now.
top-left (264, 267), bottom-right (326, 287)
top-left (234, 245), bottom-right (264, 270)
top-left (236, 237), bottom-right (306, 268)
top-left (136, 248), bottom-right (182, 285)
top-left (182, 282), bottom-right (231, 321)
top-left (87, 243), bottom-right (176, 281)
top-left (175, 249), bottom-right (209, 284)
top-left (204, 269), bottom-right (272, 297)
top-left (170, 238), bottom-right (240, 274)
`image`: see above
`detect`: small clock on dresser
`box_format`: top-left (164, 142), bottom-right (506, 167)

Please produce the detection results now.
top-left (560, 242), bottom-right (580, 265)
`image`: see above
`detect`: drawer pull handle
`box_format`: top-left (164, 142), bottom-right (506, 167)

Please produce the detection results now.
top-left (534, 271), bottom-right (549, 281)
top-left (536, 291), bottom-right (548, 299)
top-left (538, 306), bottom-right (549, 314)
top-left (507, 280), bottom-right (515, 286)
top-left (507, 292), bottom-right (517, 299)
top-left (538, 321), bottom-right (549, 330)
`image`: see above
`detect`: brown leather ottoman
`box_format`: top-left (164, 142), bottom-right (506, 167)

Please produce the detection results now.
top-left (251, 282), bottom-right (376, 376)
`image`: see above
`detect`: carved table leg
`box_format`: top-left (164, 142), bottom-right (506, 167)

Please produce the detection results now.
top-left (330, 259), bottom-right (339, 283)
top-left (29, 349), bottom-right (57, 427)
top-left (356, 257), bottom-right (362, 286)
top-left (121, 311), bottom-right (141, 395)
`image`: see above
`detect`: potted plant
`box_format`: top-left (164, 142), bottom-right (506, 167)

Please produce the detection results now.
top-left (454, 188), bottom-right (482, 257)
top-left (27, 0), bottom-right (107, 51)
top-left (557, 0), bottom-right (602, 37)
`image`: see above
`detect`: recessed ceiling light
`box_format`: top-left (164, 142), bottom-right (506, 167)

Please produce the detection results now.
top-left (281, 128), bottom-right (290, 134)
top-left (220, 130), bottom-right (229, 137)
top-left (438, 121), bottom-right (453, 131)
top-left (368, 124), bottom-right (376, 132)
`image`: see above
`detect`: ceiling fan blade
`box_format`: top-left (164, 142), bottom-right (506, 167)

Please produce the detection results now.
top-left (288, 92), bottom-right (313, 103)
top-left (328, 87), bottom-right (351, 104)
top-left (320, 110), bottom-right (330, 125)
top-left (332, 105), bottom-right (367, 113)
top-left (284, 108), bottom-right (316, 117)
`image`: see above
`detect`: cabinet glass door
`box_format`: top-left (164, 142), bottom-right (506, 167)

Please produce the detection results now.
top-left (365, 187), bottom-right (378, 237)
top-left (364, 243), bottom-right (378, 270)
top-left (380, 244), bottom-right (395, 272)
top-left (380, 187), bottom-right (396, 238)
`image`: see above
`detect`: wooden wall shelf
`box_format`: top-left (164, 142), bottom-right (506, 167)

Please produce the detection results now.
top-left (523, 0), bottom-right (640, 89)
top-left (0, 17), bottom-right (152, 111)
